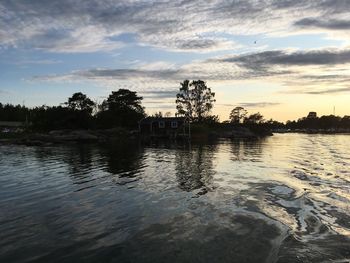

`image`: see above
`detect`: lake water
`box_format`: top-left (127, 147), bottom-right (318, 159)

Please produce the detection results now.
top-left (0, 134), bottom-right (349, 263)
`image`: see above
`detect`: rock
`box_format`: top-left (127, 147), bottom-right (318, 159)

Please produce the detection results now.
top-left (70, 130), bottom-right (99, 141)
top-left (231, 127), bottom-right (257, 138)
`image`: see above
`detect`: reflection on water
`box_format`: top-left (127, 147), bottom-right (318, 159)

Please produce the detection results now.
top-left (0, 134), bottom-right (350, 262)
top-left (175, 144), bottom-right (217, 196)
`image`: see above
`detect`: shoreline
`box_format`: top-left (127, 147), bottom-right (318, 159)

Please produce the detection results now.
top-left (2, 128), bottom-right (349, 147)
top-left (0, 127), bottom-right (271, 146)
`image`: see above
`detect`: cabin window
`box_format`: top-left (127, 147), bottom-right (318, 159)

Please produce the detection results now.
top-left (171, 121), bottom-right (178, 128)
top-left (159, 121), bottom-right (165, 128)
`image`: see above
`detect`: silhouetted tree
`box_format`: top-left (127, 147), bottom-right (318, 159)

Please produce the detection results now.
top-left (176, 80), bottom-right (192, 118)
top-left (264, 119), bottom-right (285, 129)
top-left (340, 116), bottom-right (350, 128)
top-left (153, 111), bottom-right (163, 118)
top-left (30, 105), bottom-right (72, 130)
top-left (202, 115), bottom-right (220, 125)
top-left (284, 114), bottom-right (350, 131)
top-left (319, 115), bottom-right (341, 129)
top-left (0, 103), bottom-right (29, 122)
top-left (29, 93), bottom-right (96, 130)
top-left (244, 113), bottom-right (264, 124)
top-left (229, 106), bottom-right (247, 124)
top-left (176, 80), bottom-right (215, 122)
top-left (97, 89), bottom-right (145, 128)
top-left (66, 92), bottom-right (95, 114)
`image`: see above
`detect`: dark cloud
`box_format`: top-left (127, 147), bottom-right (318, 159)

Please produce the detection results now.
top-left (271, 0), bottom-right (350, 13)
top-left (295, 18), bottom-right (350, 30)
top-left (271, 0), bottom-right (307, 9)
top-left (318, 0), bottom-right (350, 14)
top-left (304, 87), bottom-right (350, 95)
top-left (177, 39), bottom-right (218, 50)
top-left (220, 49), bottom-right (350, 70)
top-left (219, 102), bottom-right (281, 108)
top-left (76, 68), bottom-right (180, 80)
top-left (292, 74), bottom-right (350, 86)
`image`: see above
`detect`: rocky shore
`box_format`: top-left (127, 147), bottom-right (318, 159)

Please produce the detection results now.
top-left (0, 128), bottom-right (137, 146)
top-left (208, 126), bottom-right (272, 139)
top-left (0, 126), bottom-right (273, 146)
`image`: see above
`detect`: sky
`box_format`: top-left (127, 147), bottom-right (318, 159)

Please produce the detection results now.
top-left (1, 0), bottom-right (350, 121)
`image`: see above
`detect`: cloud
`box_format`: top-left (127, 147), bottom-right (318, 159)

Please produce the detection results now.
top-left (2, 0), bottom-right (350, 53)
top-left (30, 46), bottom-right (350, 88)
top-left (219, 102), bottom-right (281, 108)
top-left (238, 102), bottom-right (281, 108)
top-left (302, 87), bottom-right (350, 95)
top-left (140, 90), bottom-right (178, 99)
top-left (0, 89), bottom-right (11, 95)
top-left (211, 48), bottom-right (350, 84)
top-left (143, 100), bottom-right (175, 104)
top-left (295, 18), bottom-right (350, 30)
top-left (146, 104), bottom-right (175, 109)
top-left (12, 59), bottom-right (62, 65)
top-left (31, 68), bottom-right (181, 86)
top-left (219, 49), bottom-right (350, 68)
top-left (75, 68), bottom-right (180, 80)
top-left (29, 27), bottom-right (124, 53)
top-left (30, 46), bottom-right (350, 98)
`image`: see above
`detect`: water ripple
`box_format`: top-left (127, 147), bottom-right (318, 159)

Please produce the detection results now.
top-left (0, 134), bottom-right (350, 262)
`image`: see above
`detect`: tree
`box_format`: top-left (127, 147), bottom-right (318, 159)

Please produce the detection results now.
top-left (97, 89), bottom-right (145, 128)
top-left (202, 115), bottom-right (220, 124)
top-left (176, 80), bottom-right (215, 122)
top-left (244, 112), bottom-right (264, 124)
top-left (229, 106), bottom-right (247, 123)
top-left (176, 80), bottom-right (192, 118)
top-left (0, 103), bottom-right (29, 122)
top-left (340, 116), bottom-right (350, 128)
top-left (66, 92), bottom-right (95, 114)
top-left (153, 111), bottom-right (163, 118)
top-left (31, 105), bottom-right (72, 130)
top-left (152, 111), bottom-right (171, 118)
top-left (103, 89), bottom-right (144, 112)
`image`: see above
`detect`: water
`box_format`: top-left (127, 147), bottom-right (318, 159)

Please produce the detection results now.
top-left (0, 134), bottom-right (349, 263)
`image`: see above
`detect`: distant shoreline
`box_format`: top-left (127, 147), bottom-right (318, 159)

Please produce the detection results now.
top-left (273, 129), bottom-right (350, 135)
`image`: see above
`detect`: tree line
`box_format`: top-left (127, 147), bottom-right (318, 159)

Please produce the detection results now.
top-left (0, 89), bottom-right (145, 131)
top-left (1, 79), bottom-right (350, 131)
top-left (286, 115), bottom-right (350, 130)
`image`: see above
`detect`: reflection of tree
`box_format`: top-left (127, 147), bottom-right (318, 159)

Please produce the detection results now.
top-left (34, 142), bottom-right (145, 184)
top-left (230, 139), bottom-right (265, 161)
top-left (67, 146), bottom-right (95, 175)
top-left (34, 145), bottom-right (95, 175)
top-left (98, 141), bottom-right (145, 179)
top-left (174, 143), bottom-right (217, 195)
